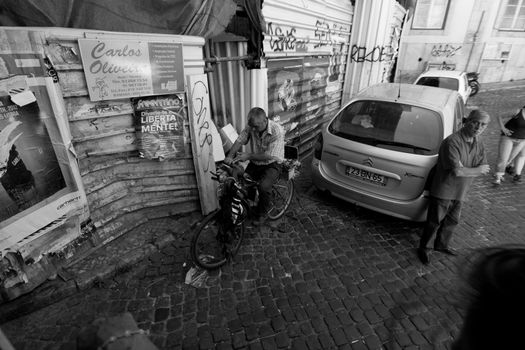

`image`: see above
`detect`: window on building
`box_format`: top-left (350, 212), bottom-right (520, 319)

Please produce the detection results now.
top-left (498, 0), bottom-right (525, 30)
top-left (412, 0), bottom-right (450, 29)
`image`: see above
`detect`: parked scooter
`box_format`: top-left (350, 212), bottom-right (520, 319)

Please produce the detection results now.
top-left (467, 72), bottom-right (480, 96)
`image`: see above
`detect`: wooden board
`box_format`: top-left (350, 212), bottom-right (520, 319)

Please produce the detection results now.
top-left (186, 74), bottom-right (218, 215)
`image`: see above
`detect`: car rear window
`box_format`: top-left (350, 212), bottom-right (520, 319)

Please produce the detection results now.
top-left (416, 77), bottom-right (459, 91)
top-left (328, 100), bottom-right (443, 155)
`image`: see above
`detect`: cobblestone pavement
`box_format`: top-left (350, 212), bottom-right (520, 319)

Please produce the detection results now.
top-left (2, 86), bottom-right (524, 350)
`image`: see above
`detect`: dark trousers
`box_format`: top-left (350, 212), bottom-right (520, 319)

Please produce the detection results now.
top-left (419, 196), bottom-right (462, 250)
top-left (245, 162), bottom-right (281, 216)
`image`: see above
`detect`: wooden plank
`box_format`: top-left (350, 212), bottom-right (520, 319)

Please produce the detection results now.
top-left (93, 201), bottom-right (199, 245)
top-left (79, 155), bottom-right (195, 177)
top-left (73, 127), bottom-right (136, 143)
top-left (66, 96), bottom-right (133, 121)
top-left (83, 169), bottom-right (195, 194)
top-left (86, 175), bottom-right (197, 202)
top-left (58, 70), bottom-right (88, 96)
top-left (73, 132), bottom-right (138, 158)
top-left (91, 192), bottom-right (199, 229)
top-left (186, 74), bottom-right (219, 215)
top-left (44, 41), bottom-right (83, 70)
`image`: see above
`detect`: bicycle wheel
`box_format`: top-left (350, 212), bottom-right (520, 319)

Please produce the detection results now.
top-left (190, 209), bottom-right (245, 269)
top-left (267, 178), bottom-right (294, 220)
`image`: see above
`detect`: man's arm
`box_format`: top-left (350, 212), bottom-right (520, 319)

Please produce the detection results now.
top-left (453, 164), bottom-right (490, 177)
top-left (443, 139), bottom-right (490, 177)
top-left (224, 127), bottom-right (250, 164)
top-left (234, 123), bottom-right (285, 163)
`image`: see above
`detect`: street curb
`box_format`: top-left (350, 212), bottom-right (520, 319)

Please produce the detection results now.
top-left (0, 215), bottom-right (201, 324)
top-left (479, 80), bottom-right (525, 93)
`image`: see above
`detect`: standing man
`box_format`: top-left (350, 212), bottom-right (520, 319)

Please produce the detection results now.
top-left (417, 109), bottom-right (491, 264)
top-left (224, 107), bottom-right (285, 225)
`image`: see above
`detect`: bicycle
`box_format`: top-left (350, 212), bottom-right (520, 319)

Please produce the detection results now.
top-left (190, 157), bottom-right (300, 269)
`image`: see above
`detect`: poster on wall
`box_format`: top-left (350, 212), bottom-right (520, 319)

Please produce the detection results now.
top-left (303, 56), bottom-right (328, 127)
top-left (267, 57), bottom-right (330, 141)
top-left (0, 76), bottom-right (88, 254)
top-left (267, 58), bottom-right (304, 130)
top-left (78, 39), bottom-right (185, 101)
top-left (132, 94), bottom-right (187, 161)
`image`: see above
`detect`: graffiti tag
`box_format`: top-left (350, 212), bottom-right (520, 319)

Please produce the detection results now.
top-left (350, 45), bottom-right (395, 63)
top-left (190, 79), bottom-right (213, 172)
top-left (267, 22), bottom-right (297, 52)
top-left (430, 44), bottom-right (462, 57)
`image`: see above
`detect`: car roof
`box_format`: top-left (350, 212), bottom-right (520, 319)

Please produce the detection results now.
top-left (357, 83), bottom-right (458, 110)
top-left (416, 70), bottom-right (465, 78)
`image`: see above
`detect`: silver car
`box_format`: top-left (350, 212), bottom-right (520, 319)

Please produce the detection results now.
top-left (311, 83), bottom-right (465, 222)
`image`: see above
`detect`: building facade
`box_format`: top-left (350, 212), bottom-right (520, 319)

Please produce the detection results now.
top-left (397, 0), bottom-right (525, 83)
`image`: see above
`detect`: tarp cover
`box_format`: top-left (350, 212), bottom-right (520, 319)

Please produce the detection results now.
top-left (0, 0), bottom-right (238, 38)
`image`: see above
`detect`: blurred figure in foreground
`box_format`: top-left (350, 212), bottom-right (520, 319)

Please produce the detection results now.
top-left (453, 246), bottom-right (525, 349)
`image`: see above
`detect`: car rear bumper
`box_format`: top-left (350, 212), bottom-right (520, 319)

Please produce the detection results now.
top-left (311, 158), bottom-right (428, 222)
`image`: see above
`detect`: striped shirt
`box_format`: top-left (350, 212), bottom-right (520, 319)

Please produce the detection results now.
top-left (237, 119), bottom-right (285, 165)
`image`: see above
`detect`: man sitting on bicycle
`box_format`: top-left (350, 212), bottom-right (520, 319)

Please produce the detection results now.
top-left (224, 107), bottom-right (285, 225)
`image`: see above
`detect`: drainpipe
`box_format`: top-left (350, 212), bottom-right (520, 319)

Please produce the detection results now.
top-left (465, 11), bottom-right (484, 72)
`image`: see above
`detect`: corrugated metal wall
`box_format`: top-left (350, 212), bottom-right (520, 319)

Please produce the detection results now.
top-left (263, 0), bottom-right (353, 158)
top-left (36, 28), bottom-right (205, 246)
top-left (207, 0), bottom-right (353, 159)
top-left (206, 41), bottom-right (252, 133)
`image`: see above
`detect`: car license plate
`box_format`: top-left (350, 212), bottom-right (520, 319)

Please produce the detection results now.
top-left (345, 166), bottom-right (386, 186)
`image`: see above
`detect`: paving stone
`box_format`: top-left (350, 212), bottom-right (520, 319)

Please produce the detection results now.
top-left (275, 332), bottom-right (290, 348)
top-left (216, 342), bottom-right (234, 350)
top-left (349, 308), bottom-right (365, 323)
top-left (212, 327), bottom-right (230, 343)
top-left (228, 319), bottom-right (243, 333)
top-left (291, 338), bottom-right (308, 350)
top-left (271, 316), bottom-right (286, 332)
top-left (261, 337), bottom-right (277, 350)
top-left (408, 330), bottom-right (428, 346)
top-left (232, 332), bottom-right (247, 349)
top-left (286, 323), bottom-right (300, 338)
top-left (259, 323), bottom-right (274, 338)
top-left (318, 332), bottom-right (335, 349)
top-left (343, 326), bottom-right (360, 342)
top-left (363, 334), bottom-right (381, 350)
top-left (364, 309), bottom-right (381, 324)
top-left (330, 328), bottom-right (347, 346)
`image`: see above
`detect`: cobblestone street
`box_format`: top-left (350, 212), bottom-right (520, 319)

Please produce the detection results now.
top-left (2, 85), bottom-right (524, 350)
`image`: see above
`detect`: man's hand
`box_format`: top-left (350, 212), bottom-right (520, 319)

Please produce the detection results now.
top-left (479, 164), bottom-right (490, 175)
top-left (224, 156), bottom-right (233, 165)
top-left (233, 152), bottom-right (250, 162)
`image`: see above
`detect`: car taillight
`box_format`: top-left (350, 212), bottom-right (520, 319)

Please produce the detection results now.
top-left (313, 133), bottom-right (323, 159)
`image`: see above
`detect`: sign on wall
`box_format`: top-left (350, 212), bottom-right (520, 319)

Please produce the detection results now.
top-left (132, 94), bottom-right (187, 161)
top-left (78, 39), bottom-right (185, 101)
top-left (0, 76), bottom-right (88, 254)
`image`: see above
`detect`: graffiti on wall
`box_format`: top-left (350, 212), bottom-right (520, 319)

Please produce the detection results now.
top-left (266, 18), bottom-right (349, 85)
top-left (430, 44), bottom-right (462, 58)
top-left (313, 19), bottom-right (350, 48)
top-left (350, 45), bottom-right (395, 63)
top-left (267, 22), bottom-right (297, 52)
top-left (189, 79), bottom-right (214, 172)
top-left (266, 19), bottom-right (349, 53)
